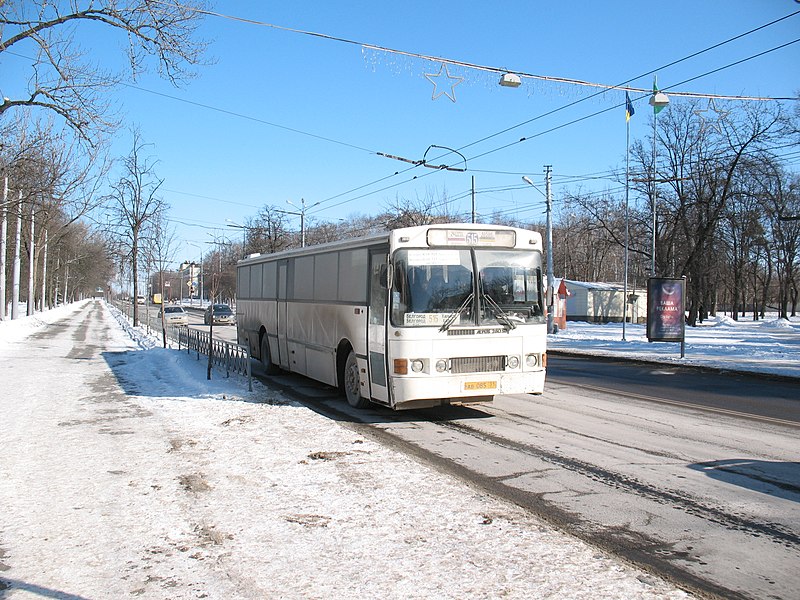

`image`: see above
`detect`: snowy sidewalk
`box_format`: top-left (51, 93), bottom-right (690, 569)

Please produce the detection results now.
top-left (0, 300), bottom-right (690, 599)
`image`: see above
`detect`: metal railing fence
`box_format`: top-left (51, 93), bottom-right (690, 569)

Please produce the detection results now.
top-left (176, 326), bottom-right (252, 391)
top-left (111, 299), bottom-right (252, 391)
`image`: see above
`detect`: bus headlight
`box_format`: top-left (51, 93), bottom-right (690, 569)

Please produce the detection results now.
top-left (435, 359), bottom-right (448, 373)
top-left (410, 359), bottom-right (425, 373)
top-left (526, 353), bottom-right (539, 368)
top-left (507, 355), bottom-right (520, 369)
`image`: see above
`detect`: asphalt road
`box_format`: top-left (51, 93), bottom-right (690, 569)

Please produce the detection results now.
top-left (260, 355), bottom-right (800, 600)
top-left (547, 353), bottom-right (800, 425)
top-left (125, 303), bottom-right (800, 598)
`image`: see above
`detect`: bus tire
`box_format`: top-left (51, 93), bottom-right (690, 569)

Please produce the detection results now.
top-left (260, 336), bottom-right (281, 375)
top-left (343, 350), bottom-right (369, 409)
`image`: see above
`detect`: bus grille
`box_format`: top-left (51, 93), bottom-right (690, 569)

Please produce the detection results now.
top-left (451, 355), bottom-right (505, 374)
top-left (447, 327), bottom-right (507, 336)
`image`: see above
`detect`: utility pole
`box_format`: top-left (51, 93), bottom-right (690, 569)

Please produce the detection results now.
top-left (283, 198), bottom-right (320, 248)
top-left (522, 170), bottom-right (555, 334)
top-left (544, 165), bottom-right (555, 335)
top-left (471, 176), bottom-right (476, 224)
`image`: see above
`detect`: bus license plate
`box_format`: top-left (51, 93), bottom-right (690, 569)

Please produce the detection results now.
top-left (464, 381), bottom-right (497, 391)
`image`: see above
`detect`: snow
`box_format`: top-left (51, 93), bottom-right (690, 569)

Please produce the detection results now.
top-left (3, 301), bottom-right (796, 599)
top-left (548, 315), bottom-right (800, 379)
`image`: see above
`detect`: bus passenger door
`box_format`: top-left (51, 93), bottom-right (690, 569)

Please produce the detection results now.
top-left (367, 249), bottom-right (390, 405)
top-left (277, 260), bottom-right (290, 370)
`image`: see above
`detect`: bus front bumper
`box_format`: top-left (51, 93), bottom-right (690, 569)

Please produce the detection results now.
top-left (389, 369), bottom-right (545, 408)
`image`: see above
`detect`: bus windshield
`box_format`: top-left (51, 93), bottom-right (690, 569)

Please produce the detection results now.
top-left (391, 248), bottom-right (545, 328)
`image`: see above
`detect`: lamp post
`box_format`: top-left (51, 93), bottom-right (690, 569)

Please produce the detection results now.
top-left (187, 242), bottom-right (204, 304)
top-left (226, 219), bottom-right (247, 258)
top-left (523, 170), bottom-right (555, 334)
top-left (281, 198), bottom-right (320, 248)
top-left (206, 233), bottom-right (231, 270)
top-left (648, 78), bottom-right (670, 276)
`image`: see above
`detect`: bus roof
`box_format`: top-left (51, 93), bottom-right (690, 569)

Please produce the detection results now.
top-left (237, 223), bottom-right (542, 266)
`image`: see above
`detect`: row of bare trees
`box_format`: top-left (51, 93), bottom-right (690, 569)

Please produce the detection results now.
top-left (1, 0), bottom-right (208, 327)
top-left (561, 100), bottom-right (800, 324)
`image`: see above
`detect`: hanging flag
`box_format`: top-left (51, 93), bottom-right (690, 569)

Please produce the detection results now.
top-left (625, 92), bottom-right (635, 122)
top-left (653, 76), bottom-right (666, 114)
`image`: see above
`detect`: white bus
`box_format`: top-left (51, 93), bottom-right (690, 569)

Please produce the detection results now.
top-left (236, 223), bottom-right (547, 410)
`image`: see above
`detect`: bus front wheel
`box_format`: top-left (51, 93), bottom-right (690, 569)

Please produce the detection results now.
top-left (344, 351), bottom-right (369, 409)
top-left (260, 336), bottom-right (281, 375)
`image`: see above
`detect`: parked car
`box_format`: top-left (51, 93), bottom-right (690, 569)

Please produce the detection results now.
top-left (136, 295), bottom-right (146, 304)
top-left (204, 303), bottom-right (235, 325)
top-left (161, 305), bottom-right (189, 326)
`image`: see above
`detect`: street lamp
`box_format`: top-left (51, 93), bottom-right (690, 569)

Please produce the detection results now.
top-left (499, 73), bottom-right (522, 88)
top-left (523, 170), bottom-right (555, 334)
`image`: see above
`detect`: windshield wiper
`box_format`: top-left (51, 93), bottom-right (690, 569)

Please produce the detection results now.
top-left (439, 293), bottom-right (474, 332)
top-left (481, 292), bottom-right (517, 331)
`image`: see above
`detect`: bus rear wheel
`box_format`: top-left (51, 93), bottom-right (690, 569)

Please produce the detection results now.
top-left (344, 351), bottom-right (369, 409)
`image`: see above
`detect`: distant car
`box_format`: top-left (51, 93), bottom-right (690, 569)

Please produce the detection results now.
top-left (136, 295), bottom-right (146, 304)
top-left (204, 303), bottom-right (235, 325)
top-left (161, 305), bottom-right (189, 326)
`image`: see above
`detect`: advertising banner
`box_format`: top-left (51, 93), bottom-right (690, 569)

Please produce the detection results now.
top-left (647, 277), bottom-right (685, 342)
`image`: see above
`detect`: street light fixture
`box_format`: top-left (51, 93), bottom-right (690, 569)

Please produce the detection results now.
top-left (649, 91), bottom-right (670, 111)
top-left (499, 73), bottom-right (522, 88)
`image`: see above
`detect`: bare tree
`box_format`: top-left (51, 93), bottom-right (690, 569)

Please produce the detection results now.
top-left (634, 100), bottom-right (791, 325)
top-left (141, 205), bottom-right (177, 346)
top-left (759, 166), bottom-right (800, 318)
top-left (247, 205), bottom-right (291, 254)
top-left (0, 0), bottom-right (209, 145)
top-left (383, 188), bottom-right (459, 230)
top-left (105, 128), bottom-right (165, 326)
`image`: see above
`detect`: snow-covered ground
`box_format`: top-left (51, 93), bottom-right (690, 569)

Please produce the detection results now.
top-left (548, 314), bottom-right (800, 379)
top-left (2, 301), bottom-right (796, 599)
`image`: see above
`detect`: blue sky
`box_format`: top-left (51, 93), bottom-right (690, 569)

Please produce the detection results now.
top-left (4, 1), bottom-right (800, 264)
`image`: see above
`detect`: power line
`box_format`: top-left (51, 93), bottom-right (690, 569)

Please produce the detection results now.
top-left (117, 82), bottom-right (378, 155)
top-left (173, 1), bottom-right (799, 101)
top-left (11, 5), bottom-right (797, 223)
top-left (310, 32), bottom-right (800, 215)
top-left (130, 3), bottom-right (800, 218)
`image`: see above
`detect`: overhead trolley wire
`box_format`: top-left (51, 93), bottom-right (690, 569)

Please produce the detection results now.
top-left (307, 21), bottom-right (800, 215)
top-left (147, 2), bottom-right (800, 217)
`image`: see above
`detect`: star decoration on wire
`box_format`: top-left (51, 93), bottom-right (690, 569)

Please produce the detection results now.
top-left (424, 63), bottom-right (463, 102)
top-left (693, 98), bottom-right (730, 135)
